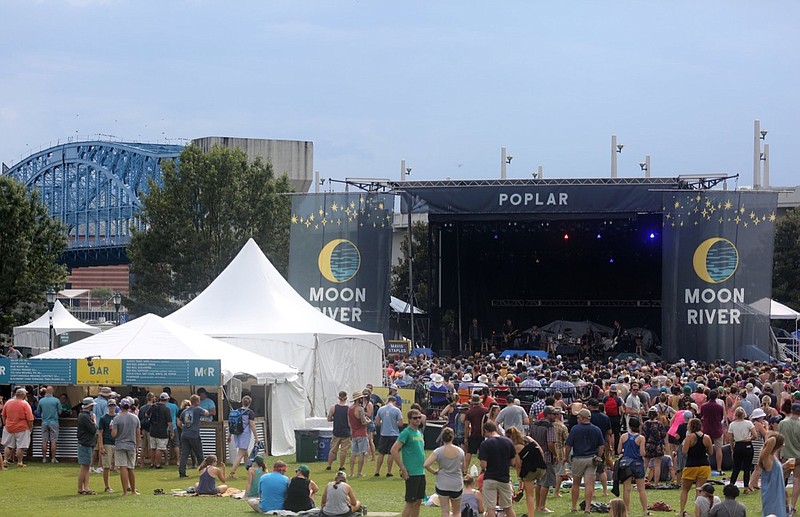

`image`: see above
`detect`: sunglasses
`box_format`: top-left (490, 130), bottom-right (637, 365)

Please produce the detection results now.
top-left (411, 416), bottom-right (422, 420)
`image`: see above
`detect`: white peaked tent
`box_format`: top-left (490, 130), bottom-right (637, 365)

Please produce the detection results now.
top-left (36, 313), bottom-right (306, 455)
top-left (750, 298), bottom-right (800, 320)
top-left (167, 238), bottom-right (385, 417)
top-left (14, 300), bottom-right (101, 351)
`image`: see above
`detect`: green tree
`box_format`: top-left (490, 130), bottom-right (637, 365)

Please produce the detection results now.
top-left (0, 176), bottom-right (68, 335)
top-left (126, 145), bottom-right (292, 316)
top-left (773, 206), bottom-right (800, 312)
top-left (391, 221), bottom-right (432, 312)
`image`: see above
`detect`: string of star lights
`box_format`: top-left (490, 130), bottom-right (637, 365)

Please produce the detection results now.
top-left (662, 192), bottom-right (776, 229)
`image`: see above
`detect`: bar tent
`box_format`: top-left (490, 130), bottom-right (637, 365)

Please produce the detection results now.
top-left (13, 300), bottom-right (100, 352)
top-left (35, 313), bottom-right (305, 455)
top-left (167, 238), bottom-right (384, 417)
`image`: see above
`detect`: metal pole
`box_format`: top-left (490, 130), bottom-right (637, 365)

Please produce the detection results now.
top-left (611, 135), bottom-right (618, 178)
top-left (49, 311), bottom-right (54, 351)
top-left (763, 143), bottom-right (770, 188)
top-left (537, 165), bottom-right (543, 179)
top-left (314, 170), bottom-right (320, 194)
top-left (501, 147), bottom-right (507, 179)
top-left (753, 120), bottom-right (761, 188)
top-left (400, 159), bottom-right (406, 181)
top-left (645, 155), bottom-right (651, 178)
top-left (407, 194), bottom-right (414, 348)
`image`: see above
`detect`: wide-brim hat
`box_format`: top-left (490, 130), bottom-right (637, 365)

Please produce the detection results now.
top-left (99, 387), bottom-right (112, 396)
top-left (462, 374), bottom-right (473, 382)
top-left (750, 408), bottom-right (766, 419)
top-left (82, 397), bottom-right (96, 409)
top-left (477, 374), bottom-right (489, 384)
top-left (430, 373), bottom-right (444, 383)
top-left (351, 391), bottom-right (366, 401)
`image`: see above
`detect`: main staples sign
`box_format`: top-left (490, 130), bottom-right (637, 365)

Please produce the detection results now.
top-left (661, 191), bottom-right (778, 362)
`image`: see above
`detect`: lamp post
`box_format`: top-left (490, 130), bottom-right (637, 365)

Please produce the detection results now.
top-left (113, 292), bottom-right (122, 326)
top-left (46, 288), bottom-right (56, 351)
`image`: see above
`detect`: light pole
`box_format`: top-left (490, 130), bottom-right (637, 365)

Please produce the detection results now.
top-left (46, 288), bottom-right (56, 351)
top-left (753, 120), bottom-right (767, 188)
top-left (611, 135), bottom-right (623, 177)
top-left (113, 292), bottom-right (122, 326)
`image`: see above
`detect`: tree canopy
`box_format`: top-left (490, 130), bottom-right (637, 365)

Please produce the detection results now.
top-left (126, 145), bottom-right (292, 316)
top-left (773, 206), bottom-right (800, 312)
top-left (391, 220), bottom-right (432, 312)
top-left (0, 176), bottom-right (68, 335)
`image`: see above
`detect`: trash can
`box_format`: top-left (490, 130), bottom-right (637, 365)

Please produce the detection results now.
top-left (317, 430), bottom-right (333, 461)
top-left (295, 430), bottom-right (319, 463)
top-left (424, 421), bottom-right (445, 450)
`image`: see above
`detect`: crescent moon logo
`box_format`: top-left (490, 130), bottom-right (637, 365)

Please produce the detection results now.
top-left (692, 237), bottom-right (739, 284)
top-left (318, 239), bottom-right (361, 283)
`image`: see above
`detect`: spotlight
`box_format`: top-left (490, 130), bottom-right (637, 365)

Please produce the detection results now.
top-left (596, 233), bottom-right (602, 239)
top-left (609, 258), bottom-right (615, 264)
top-left (649, 232), bottom-right (656, 239)
top-left (493, 233), bottom-right (499, 240)
top-left (563, 233), bottom-right (569, 240)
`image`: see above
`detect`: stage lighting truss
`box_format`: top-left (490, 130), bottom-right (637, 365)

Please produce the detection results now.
top-left (490, 299), bottom-right (661, 308)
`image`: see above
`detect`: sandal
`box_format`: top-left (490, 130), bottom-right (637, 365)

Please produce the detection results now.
top-left (78, 490), bottom-right (96, 495)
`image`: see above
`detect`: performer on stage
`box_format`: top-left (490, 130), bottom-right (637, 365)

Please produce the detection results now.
top-left (446, 322), bottom-right (460, 352)
top-left (501, 319), bottom-right (518, 346)
top-left (612, 320), bottom-right (624, 342)
top-left (467, 318), bottom-right (483, 352)
top-left (527, 325), bottom-right (542, 349)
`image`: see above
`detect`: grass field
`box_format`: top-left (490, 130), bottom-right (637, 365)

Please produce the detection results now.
top-left (0, 454), bottom-right (768, 517)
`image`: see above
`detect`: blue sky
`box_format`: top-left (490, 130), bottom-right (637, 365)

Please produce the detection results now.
top-left (1, 1), bottom-right (798, 188)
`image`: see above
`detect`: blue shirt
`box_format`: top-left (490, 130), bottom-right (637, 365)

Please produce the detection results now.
top-left (199, 397), bottom-right (215, 422)
top-left (166, 401), bottom-right (179, 429)
top-left (94, 396), bottom-right (109, 423)
top-left (376, 404), bottom-right (402, 436)
top-left (38, 395), bottom-right (61, 425)
top-left (259, 472), bottom-right (289, 511)
top-left (565, 422), bottom-right (605, 457)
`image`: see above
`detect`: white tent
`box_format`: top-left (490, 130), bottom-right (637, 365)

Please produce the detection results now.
top-left (167, 238), bottom-right (385, 417)
top-left (390, 296), bottom-right (426, 314)
top-left (36, 313), bottom-right (306, 455)
top-left (750, 298), bottom-right (800, 320)
top-left (13, 300), bottom-right (101, 351)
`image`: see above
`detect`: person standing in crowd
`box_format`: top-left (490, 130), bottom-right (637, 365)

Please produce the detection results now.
top-left (603, 385), bottom-right (624, 451)
top-left (617, 417), bottom-right (648, 516)
top-left (496, 398), bottom-right (529, 435)
top-left (5, 343), bottom-right (23, 358)
top-left (463, 394), bottom-right (489, 472)
top-left (320, 470), bottom-right (362, 517)
top-left (149, 392), bottom-right (174, 469)
top-left (624, 382), bottom-right (645, 431)
top-left (391, 408), bottom-right (426, 517)
top-left (468, 318), bottom-right (483, 352)
top-left (327, 391), bottom-right (351, 472)
top-left (284, 465), bottom-right (319, 512)
top-left (1, 387), bottom-right (34, 468)
top-left (779, 402), bottom-right (800, 514)
top-left (726, 406), bottom-right (756, 492)
top-left (76, 397), bottom-right (97, 495)
top-left (196, 388), bottom-right (216, 422)
top-left (37, 386), bottom-right (60, 463)
top-left (374, 395), bottom-right (403, 477)
top-left (699, 390), bottom-right (725, 475)
top-left (162, 387), bottom-right (180, 465)
top-left (97, 398), bottom-right (117, 493)
top-left (587, 398), bottom-right (612, 498)
top-left (747, 407), bottom-right (769, 491)
top-left (760, 431), bottom-right (787, 517)
top-left (249, 460), bottom-right (289, 512)
top-left (91, 387), bottom-right (112, 473)
top-left (424, 427), bottom-right (465, 517)
top-left (709, 484), bottom-right (746, 517)
top-left (530, 405), bottom-right (559, 513)
top-left (642, 408), bottom-right (667, 487)
top-left (138, 392), bottom-right (155, 467)
top-left (565, 408), bottom-right (605, 513)
top-left (362, 388), bottom-right (377, 461)
top-left (177, 394), bottom-right (209, 478)
top-left (479, 421), bottom-right (518, 517)
top-left (229, 395), bottom-right (258, 479)
top-left (348, 391), bottom-right (371, 478)
top-left (678, 418), bottom-right (713, 517)
top-left (111, 397), bottom-right (141, 496)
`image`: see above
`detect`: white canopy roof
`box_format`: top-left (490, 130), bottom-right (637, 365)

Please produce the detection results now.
top-left (13, 300), bottom-right (101, 351)
top-left (750, 298), bottom-right (800, 320)
top-left (58, 289), bottom-right (89, 299)
top-left (391, 296), bottom-right (426, 314)
top-left (36, 313), bottom-right (299, 385)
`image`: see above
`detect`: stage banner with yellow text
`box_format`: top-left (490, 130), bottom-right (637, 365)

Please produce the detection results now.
top-left (288, 193), bottom-right (393, 334)
top-left (661, 190), bottom-right (778, 362)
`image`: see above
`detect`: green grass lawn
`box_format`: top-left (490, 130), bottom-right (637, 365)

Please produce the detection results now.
top-left (0, 454), bottom-right (767, 517)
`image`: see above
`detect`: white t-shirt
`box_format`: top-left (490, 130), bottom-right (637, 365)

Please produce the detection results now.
top-left (728, 419), bottom-right (755, 442)
top-left (695, 495), bottom-right (721, 517)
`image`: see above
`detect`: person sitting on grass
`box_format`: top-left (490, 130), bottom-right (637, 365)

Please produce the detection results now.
top-left (284, 465), bottom-right (319, 512)
top-left (320, 471), bottom-right (362, 517)
top-left (249, 460), bottom-right (289, 513)
top-left (245, 456), bottom-right (268, 499)
top-left (195, 455), bottom-right (228, 495)
top-left (460, 475), bottom-right (484, 517)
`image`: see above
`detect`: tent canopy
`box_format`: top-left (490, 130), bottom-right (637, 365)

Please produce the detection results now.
top-left (14, 300), bottom-right (101, 351)
top-left (166, 238), bottom-right (384, 416)
top-left (750, 298), bottom-right (800, 320)
top-left (390, 296), bottom-right (426, 315)
top-left (36, 313), bottom-right (299, 385)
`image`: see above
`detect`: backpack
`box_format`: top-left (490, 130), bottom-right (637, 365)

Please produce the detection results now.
top-left (604, 396), bottom-right (622, 417)
top-left (462, 504), bottom-right (479, 517)
top-left (228, 409), bottom-right (245, 435)
top-left (518, 439), bottom-right (547, 481)
top-left (139, 404), bottom-right (155, 432)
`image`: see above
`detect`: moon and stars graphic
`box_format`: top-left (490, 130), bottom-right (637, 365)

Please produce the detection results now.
top-left (318, 238), bottom-right (361, 283)
top-left (692, 237), bottom-right (739, 284)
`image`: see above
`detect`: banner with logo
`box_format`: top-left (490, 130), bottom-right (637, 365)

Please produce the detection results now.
top-left (661, 190), bottom-right (778, 362)
top-left (288, 193), bottom-right (393, 334)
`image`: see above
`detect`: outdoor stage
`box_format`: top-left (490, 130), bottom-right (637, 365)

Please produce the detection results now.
top-left (392, 177), bottom-right (779, 362)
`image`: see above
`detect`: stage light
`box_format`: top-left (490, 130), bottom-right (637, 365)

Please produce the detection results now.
top-left (563, 233), bottom-right (569, 240)
top-left (609, 258), bottom-right (615, 263)
top-left (649, 232), bottom-right (656, 239)
top-left (493, 233), bottom-right (499, 240)
top-left (596, 233), bottom-right (602, 239)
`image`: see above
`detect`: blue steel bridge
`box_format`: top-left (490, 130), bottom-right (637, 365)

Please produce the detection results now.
top-left (3, 140), bottom-right (183, 268)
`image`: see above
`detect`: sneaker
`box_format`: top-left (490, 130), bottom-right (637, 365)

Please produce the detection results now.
top-left (42, 458), bottom-right (47, 463)
top-left (51, 458), bottom-right (59, 464)
top-left (104, 487), bottom-right (114, 493)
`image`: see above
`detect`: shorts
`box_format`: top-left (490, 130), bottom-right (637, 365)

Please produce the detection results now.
top-left (536, 463), bottom-right (557, 488)
top-left (366, 422), bottom-right (376, 434)
top-left (78, 444), bottom-right (94, 465)
top-left (712, 436), bottom-right (724, 448)
top-left (351, 436), bottom-right (369, 455)
top-left (482, 479), bottom-right (513, 509)
top-left (378, 435), bottom-right (397, 455)
top-left (405, 475), bottom-right (427, 503)
top-left (668, 434), bottom-right (681, 445)
top-left (522, 468), bottom-right (545, 482)
top-left (467, 436), bottom-right (484, 454)
top-left (101, 444), bottom-right (116, 468)
top-left (115, 449), bottom-right (137, 469)
top-left (627, 459), bottom-right (646, 480)
top-left (331, 436), bottom-right (351, 454)
top-left (570, 456), bottom-right (596, 480)
top-left (41, 423), bottom-right (59, 443)
top-left (435, 486), bottom-right (463, 499)
top-left (1, 429), bottom-right (31, 450)
top-left (141, 430), bottom-right (151, 451)
top-left (676, 449), bottom-right (687, 472)
top-left (682, 465), bottom-right (711, 481)
top-left (151, 437), bottom-right (168, 450)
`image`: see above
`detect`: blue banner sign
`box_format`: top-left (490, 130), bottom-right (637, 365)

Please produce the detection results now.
top-left (122, 359), bottom-right (221, 386)
top-left (8, 358), bottom-right (76, 384)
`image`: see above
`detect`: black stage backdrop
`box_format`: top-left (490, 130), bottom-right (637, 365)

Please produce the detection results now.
top-left (288, 193), bottom-right (393, 334)
top-left (661, 190), bottom-right (778, 362)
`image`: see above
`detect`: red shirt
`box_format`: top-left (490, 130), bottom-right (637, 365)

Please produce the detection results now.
top-left (699, 400), bottom-right (724, 439)
top-left (2, 398), bottom-right (34, 433)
